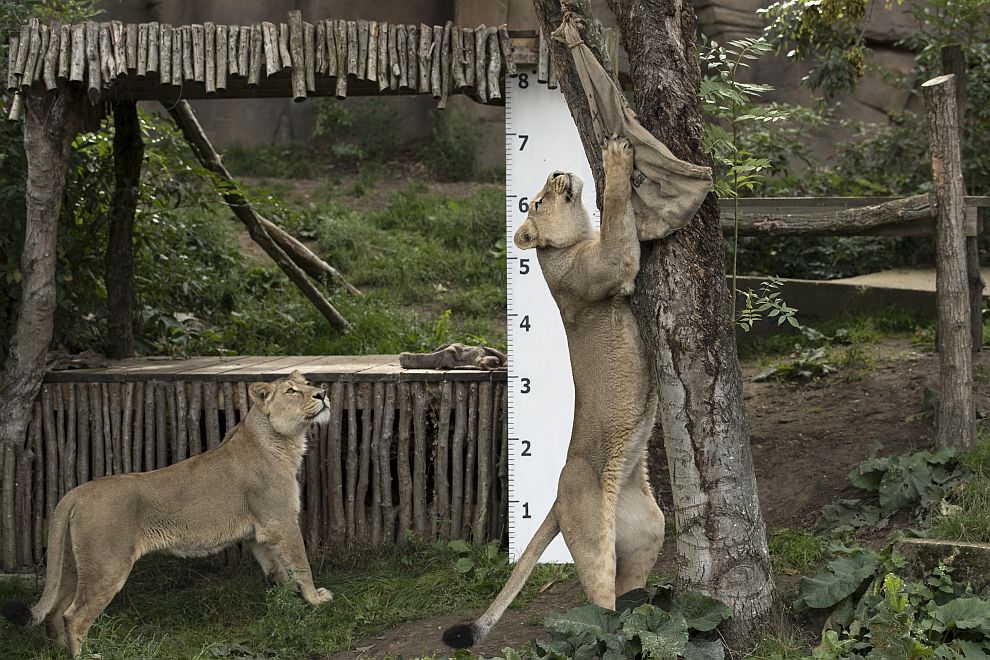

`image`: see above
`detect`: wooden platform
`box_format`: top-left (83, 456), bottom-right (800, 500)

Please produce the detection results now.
top-left (43, 355), bottom-right (507, 383)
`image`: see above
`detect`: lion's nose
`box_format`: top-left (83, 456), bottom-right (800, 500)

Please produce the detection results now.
top-left (313, 389), bottom-right (326, 401)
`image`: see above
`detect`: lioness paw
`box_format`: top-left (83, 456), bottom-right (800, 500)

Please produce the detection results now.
top-left (603, 136), bottom-right (634, 177)
top-left (314, 587), bottom-right (334, 604)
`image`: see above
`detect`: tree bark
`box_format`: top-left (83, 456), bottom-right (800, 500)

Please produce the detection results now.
top-left (106, 100), bottom-right (143, 359)
top-left (0, 91), bottom-right (79, 453)
top-left (531, 0), bottom-right (773, 642)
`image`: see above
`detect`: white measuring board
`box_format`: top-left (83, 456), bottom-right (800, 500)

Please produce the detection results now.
top-left (506, 67), bottom-right (599, 563)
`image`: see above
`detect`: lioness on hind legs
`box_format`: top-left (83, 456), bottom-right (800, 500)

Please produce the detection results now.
top-left (443, 137), bottom-right (665, 649)
top-left (1, 370), bottom-right (333, 658)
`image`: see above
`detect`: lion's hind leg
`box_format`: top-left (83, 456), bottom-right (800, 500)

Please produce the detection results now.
top-left (46, 540), bottom-right (79, 649)
top-left (249, 540), bottom-right (290, 586)
top-left (557, 460), bottom-right (617, 610)
top-left (63, 539), bottom-right (136, 658)
top-left (614, 462), bottom-right (665, 596)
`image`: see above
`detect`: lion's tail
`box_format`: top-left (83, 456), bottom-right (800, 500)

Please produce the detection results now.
top-left (442, 505), bottom-right (560, 649)
top-left (2, 494), bottom-right (75, 628)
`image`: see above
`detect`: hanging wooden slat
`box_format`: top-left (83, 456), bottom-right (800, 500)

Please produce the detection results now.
top-left (499, 25), bottom-right (515, 77)
top-left (388, 23), bottom-right (400, 91)
top-left (238, 26), bottom-right (250, 78)
top-left (160, 23), bottom-right (172, 84)
top-left (396, 24), bottom-right (408, 89)
top-left (127, 23), bottom-right (140, 72)
top-left (324, 19), bottom-right (336, 79)
top-left (13, 24), bottom-right (29, 86)
top-left (99, 22), bottom-right (114, 83)
top-left (315, 20), bottom-right (326, 75)
top-left (379, 382), bottom-right (397, 544)
top-left (537, 27), bottom-right (549, 84)
top-left (84, 22), bottom-right (100, 101)
top-left (429, 25), bottom-right (442, 99)
top-left (6, 35), bottom-right (19, 91)
top-left (57, 24), bottom-right (70, 80)
top-left (438, 21), bottom-right (453, 108)
top-left (366, 20), bottom-right (378, 82)
top-left (32, 24), bottom-right (48, 86)
top-left (462, 27), bottom-right (474, 89)
top-left (69, 24), bottom-right (85, 83)
top-left (473, 25), bottom-right (488, 103)
top-left (288, 11), bottom-right (305, 101)
top-left (377, 21), bottom-right (389, 91)
top-left (216, 24), bottom-right (228, 91)
top-left (180, 25), bottom-right (194, 81)
top-left (303, 22), bottom-right (315, 92)
top-left (172, 25), bottom-right (184, 86)
top-left (225, 24), bottom-right (237, 77)
top-left (249, 24), bottom-right (263, 85)
top-left (486, 27), bottom-right (501, 101)
top-left (417, 23), bottom-right (431, 93)
top-left (261, 21), bottom-right (279, 76)
top-left (357, 20), bottom-right (369, 79)
top-left (43, 21), bottom-right (59, 90)
top-left (111, 20), bottom-right (126, 76)
top-left (278, 22), bottom-right (291, 70)
top-left (451, 27), bottom-right (465, 90)
top-left (434, 381), bottom-right (452, 539)
top-left (203, 23), bottom-right (216, 91)
top-left (148, 21), bottom-right (160, 74)
top-left (346, 20), bottom-right (358, 77)
top-left (450, 382), bottom-right (466, 539)
top-left (406, 25), bottom-right (418, 91)
top-left (334, 19), bottom-right (347, 98)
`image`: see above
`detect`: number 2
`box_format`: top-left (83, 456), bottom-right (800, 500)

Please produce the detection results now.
top-left (521, 440), bottom-right (532, 456)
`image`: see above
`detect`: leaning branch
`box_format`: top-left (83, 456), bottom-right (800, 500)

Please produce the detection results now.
top-left (165, 99), bottom-right (352, 333)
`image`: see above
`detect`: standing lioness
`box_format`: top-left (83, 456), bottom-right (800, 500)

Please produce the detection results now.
top-left (444, 137), bottom-right (665, 648)
top-left (2, 370), bottom-right (333, 657)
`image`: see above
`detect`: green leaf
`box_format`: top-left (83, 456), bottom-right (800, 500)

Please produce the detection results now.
top-left (683, 638), bottom-right (726, 660)
top-left (455, 557), bottom-right (474, 573)
top-left (671, 592), bottom-right (733, 632)
top-left (934, 597), bottom-right (990, 634)
top-left (795, 551), bottom-right (881, 609)
top-left (448, 539), bottom-right (472, 554)
top-left (544, 604), bottom-right (618, 640)
top-left (848, 456), bottom-right (890, 491)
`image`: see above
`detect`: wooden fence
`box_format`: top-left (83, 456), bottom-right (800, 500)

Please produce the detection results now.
top-left (0, 356), bottom-right (507, 572)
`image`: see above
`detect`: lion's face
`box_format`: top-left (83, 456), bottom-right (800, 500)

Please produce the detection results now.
top-left (514, 171), bottom-right (593, 250)
top-left (248, 370), bottom-right (331, 436)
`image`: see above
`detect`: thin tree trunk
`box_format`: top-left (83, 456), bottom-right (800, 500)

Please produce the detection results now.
top-left (532, 0), bottom-right (772, 642)
top-left (106, 100), bottom-right (143, 359)
top-left (0, 91), bottom-right (79, 453)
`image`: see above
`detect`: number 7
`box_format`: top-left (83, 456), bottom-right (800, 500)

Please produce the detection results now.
top-left (519, 134), bottom-right (529, 151)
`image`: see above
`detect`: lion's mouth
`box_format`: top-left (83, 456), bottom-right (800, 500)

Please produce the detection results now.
top-left (307, 401), bottom-right (330, 420)
top-left (564, 174), bottom-right (573, 202)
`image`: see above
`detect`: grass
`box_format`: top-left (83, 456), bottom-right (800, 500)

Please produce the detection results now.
top-left (0, 540), bottom-right (572, 659)
top-left (768, 529), bottom-right (828, 574)
top-left (933, 430), bottom-right (990, 543)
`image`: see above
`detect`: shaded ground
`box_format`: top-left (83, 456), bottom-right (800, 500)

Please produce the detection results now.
top-left (329, 338), bottom-right (990, 659)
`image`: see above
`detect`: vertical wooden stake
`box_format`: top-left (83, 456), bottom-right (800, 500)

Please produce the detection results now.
top-left (406, 25), bottom-right (418, 91)
top-left (287, 11), bottom-right (306, 101)
top-left (411, 382), bottom-right (428, 537)
top-left (148, 21), bottom-right (159, 74)
top-left (462, 27), bottom-right (474, 88)
top-left (435, 381), bottom-right (452, 539)
top-left (474, 25), bottom-right (488, 103)
top-left (379, 383), bottom-right (397, 544)
top-left (397, 382), bottom-right (413, 537)
top-left (417, 23), bottom-right (431, 93)
top-left (366, 21), bottom-right (378, 82)
top-left (923, 73), bottom-right (975, 451)
top-left (376, 21), bottom-right (389, 92)
top-left (357, 20), bottom-right (369, 79)
top-left (450, 382), bottom-right (466, 539)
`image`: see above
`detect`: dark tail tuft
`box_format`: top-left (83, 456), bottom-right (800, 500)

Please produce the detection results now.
top-left (442, 622), bottom-right (480, 649)
top-left (1, 600), bottom-right (32, 627)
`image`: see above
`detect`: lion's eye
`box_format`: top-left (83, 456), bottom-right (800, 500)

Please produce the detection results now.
top-left (286, 387), bottom-right (297, 394)
top-left (534, 200), bottom-right (541, 211)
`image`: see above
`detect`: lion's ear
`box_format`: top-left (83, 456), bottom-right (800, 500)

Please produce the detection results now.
top-left (249, 381), bottom-right (275, 405)
top-left (289, 369), bottom-right (305, 382)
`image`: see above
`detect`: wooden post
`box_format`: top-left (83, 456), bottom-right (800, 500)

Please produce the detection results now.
top-left (287, 11), bottom-right (306, 101)
top-left (923, 73), bottom-right (975, 451)
top-left (941, 45), bottom-right (982, 352)
top-left (379, 383), bottom-right (397, 543)
top-left (107, 100), bottom-right (143, 359)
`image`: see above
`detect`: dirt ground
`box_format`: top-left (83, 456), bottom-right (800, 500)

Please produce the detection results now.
top-left (328, 338), bottom-right (990, 659)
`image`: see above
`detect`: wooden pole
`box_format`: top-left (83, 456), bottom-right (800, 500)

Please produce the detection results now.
top-left (430, 25), bottom-right (442, 99)
top-left (923, 73), bottom-right (975, 450)
top-left (288, 11), bottom-right (306, 101)
top-left (328, 381), bottom-right (346, 536)
top-left (406, 25), bottom-right (418, 90)
top-left (166, 101), bottom-right (351, 331)
top-left (463, 383), bottom-right (478, 539)
top-left (462, 28), bottom-right (474, 88)
top-left (379, 383), bottom-right (397, 544)
top-left (474, 25), bottom-right (488, 103)
top-left (357, 20), bottom-right (369, 79)
top-left (160, 24), bottom-right (172, 84)
top-left (450, 382), bottom-right (466, 539)
top-left (335, 20), bottom-right (348, 98)
top-left (435, 381), bottom-right (452, 539)
top-left (417, 24), bottom-right (431, 93)
top-left (356, 382), bottom-right (373, 539)
top-left (377, 22), bottom-right (389, 92)
top-left (411, 382), bottom-right (428, 537)
top-left (345, 382), bottom-right (358, 540)
top-left (397, 382), bottom-right (413, 537)
top-left (216, 24), bottom-right (228, 91)
top-left (370, 381), bottom-right (384, 546)
top-left (941, 45), bottom-right (982, 352)
top-left (148, 21), bottom-right (160, 75)
top-left (472, 381), bottom-right (492, 544)
top-left (366, 21), bottom-right (378, 82)
top-left (486, 26), bottom-right (501, 101)
top-left (347, 20), bottom-right (359, 77)
top-left (303, 22), bottom-right (315, 92)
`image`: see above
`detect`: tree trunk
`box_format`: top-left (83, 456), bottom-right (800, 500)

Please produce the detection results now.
top-left (0, 91), bottom-right (79, 452)
top-left (106, 100), bottom-right (143, 359)
top-left (531, 0), bottom-right (773, 642)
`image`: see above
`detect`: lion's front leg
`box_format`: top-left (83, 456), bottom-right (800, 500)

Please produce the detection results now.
top-left (600, 136), bottom-right (639, 295)
top-left (256, 524), bottom-right (333, 605)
